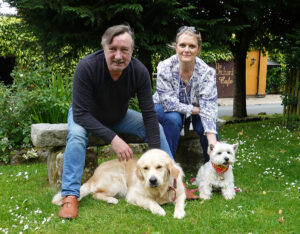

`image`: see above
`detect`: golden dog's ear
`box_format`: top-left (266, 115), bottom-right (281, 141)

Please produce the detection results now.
top-left (168, 162), bottom-right (180, 179)
top-left (135, 165), bottom-right (144, 181)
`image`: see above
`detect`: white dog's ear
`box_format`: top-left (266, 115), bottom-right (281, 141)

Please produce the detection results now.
top-left (168, 162), bottom-right (180, 179)
top-left (135, 165), bottom-right (144, 181)
top-left (208, 144), bottom-right (215, 154)
top-left (232, 143), bottom-right (239, 152)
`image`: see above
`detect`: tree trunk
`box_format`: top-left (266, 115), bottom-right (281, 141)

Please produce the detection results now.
top-left (230, 30), bottom-right (254, 118)
top-left (283, 68), bottom-right (300, 127)
top-left (232, 49), bottom-right (248, 118)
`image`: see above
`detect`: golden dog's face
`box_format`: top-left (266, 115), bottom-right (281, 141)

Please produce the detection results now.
top-left (136, 149), bottom-right (179, 188)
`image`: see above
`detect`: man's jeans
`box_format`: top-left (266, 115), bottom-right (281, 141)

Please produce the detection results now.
top-left (61, 106), bottom-right (173, 198)
top-left (155, 104), bottom-right (215, 164)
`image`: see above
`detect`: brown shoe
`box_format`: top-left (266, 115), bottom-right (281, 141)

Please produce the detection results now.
top-left (183, 183), bottom-right (199, 200)
top-left (58, 195), bottom-right (78, 219)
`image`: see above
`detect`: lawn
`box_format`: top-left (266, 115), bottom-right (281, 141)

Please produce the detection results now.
top-left (0, 117), bottom-right (299, 233)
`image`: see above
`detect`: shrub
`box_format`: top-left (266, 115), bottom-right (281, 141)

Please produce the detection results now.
top-left (0, 65), bottom-right (73, 163)
top-left (266, 66), bottom-right (286, 94)
top-left (0, 83), bottom-right (32, 163)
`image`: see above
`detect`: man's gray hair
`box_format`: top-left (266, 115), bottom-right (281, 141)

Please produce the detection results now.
top-left (101, 25), bottom-right (134, 49)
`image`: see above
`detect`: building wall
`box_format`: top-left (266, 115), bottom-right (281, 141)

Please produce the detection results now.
top-left (211, 50), bottom-right (268, 98)
top-left (245, 50), bottom-right (268, 96)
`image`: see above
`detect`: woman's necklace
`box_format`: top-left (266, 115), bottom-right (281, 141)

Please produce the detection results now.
top-left (180, 71), bottom-right (193, 83)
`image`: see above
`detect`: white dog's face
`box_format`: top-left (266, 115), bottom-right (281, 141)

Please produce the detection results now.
top-left (208, 142), bottom-right (238, 166)
top-left (136, 149), bottom-right (179, 188)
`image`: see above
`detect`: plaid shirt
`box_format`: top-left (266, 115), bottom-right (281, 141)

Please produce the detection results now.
top-left (153, 54), bottom-right (218, 134)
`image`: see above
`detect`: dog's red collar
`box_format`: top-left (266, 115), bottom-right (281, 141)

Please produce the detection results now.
top-left (168, 179), bottom-right (177, 202)
top-left (211, 162), bottom-right (229, 174)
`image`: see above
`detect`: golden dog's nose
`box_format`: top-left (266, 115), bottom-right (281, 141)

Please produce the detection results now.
top-left (149, 176), bottom-right (158, 187)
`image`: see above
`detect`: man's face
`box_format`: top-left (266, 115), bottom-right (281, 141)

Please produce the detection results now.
top-left (104, 32), bottom-right (133, 77)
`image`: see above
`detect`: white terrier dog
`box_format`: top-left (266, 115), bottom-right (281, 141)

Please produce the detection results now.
top-left (195, 142), bottom-right (238, 200)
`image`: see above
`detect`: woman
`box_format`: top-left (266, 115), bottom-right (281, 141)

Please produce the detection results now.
top-left (153, 26), bottom-right (218, 164)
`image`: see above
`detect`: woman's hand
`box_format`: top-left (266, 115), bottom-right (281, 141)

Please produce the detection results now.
top-left (206, 132), bottom-right (218, 145)
top-left (192, 106), bottom-right (200, 115)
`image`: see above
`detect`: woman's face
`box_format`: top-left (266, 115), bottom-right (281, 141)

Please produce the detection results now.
top-left (175, 33), bottom-right (200, 64)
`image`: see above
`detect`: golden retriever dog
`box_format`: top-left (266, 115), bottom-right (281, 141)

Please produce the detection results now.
top-left (52, 149), bottom-right (186, 219)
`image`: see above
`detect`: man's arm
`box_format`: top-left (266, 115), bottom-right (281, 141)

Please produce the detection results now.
top-left (136, 66), bottom-right (160, 149)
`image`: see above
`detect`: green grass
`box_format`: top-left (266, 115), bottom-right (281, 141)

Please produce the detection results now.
top-left (0, 118), bottom-right (299, 233)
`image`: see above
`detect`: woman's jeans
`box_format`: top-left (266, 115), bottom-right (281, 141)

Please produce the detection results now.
top-left (155, 104), bottom-right (216, 164)
top-left (61, 106), bottom-right (173, 198)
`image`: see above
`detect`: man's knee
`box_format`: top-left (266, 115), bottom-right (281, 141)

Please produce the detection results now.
top-left (67, 124), bottom-right (88, 144)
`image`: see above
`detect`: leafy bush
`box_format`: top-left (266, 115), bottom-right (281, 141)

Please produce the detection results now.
top-left (266, 66), bottom-right (286, 94)
top-left (0, 65), bottom-right (73, 163)
top-left (27, 73), bottom-right (72, 123)
top-left (0, 83), bottom-right (32, 163)
top-left (0, 16), bottom-right (81, 163)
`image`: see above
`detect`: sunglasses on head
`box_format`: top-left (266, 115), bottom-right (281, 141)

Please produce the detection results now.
top-left (177, 26), bottom-right (198, 34)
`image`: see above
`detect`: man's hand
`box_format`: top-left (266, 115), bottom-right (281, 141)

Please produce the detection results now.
top-left (111, 135), bottom-right (133, 161)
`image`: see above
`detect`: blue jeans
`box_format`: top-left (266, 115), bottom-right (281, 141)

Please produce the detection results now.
top-left (61, 106), bottom-right (173, 198)
top-left (155, 104), bottom-right (217, 163)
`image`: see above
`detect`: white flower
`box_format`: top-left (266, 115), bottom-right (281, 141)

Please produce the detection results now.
top-left (23, 224), bottom-right (28, 230)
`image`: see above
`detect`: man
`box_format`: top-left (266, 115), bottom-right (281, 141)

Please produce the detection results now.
top-left (58, 25), bottom-right (173, 219)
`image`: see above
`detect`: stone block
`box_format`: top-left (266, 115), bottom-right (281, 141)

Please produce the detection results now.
top-left (31, 123), bottom-right (68, 147)
top-left (47, 147), bottom-right (98, 189)
top-left (31, 123), bottom-right (144, 148)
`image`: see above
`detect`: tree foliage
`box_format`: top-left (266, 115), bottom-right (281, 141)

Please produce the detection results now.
top-left (187, 0), bottom-right (300, 117)
top-left (4, 0), bottom-right (300, 118)
top-left (4, 0), bottom-right (194, 75)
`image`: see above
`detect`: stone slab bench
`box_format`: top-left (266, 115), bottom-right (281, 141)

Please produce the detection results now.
top-left (31, 119), bottom-right (226, 188)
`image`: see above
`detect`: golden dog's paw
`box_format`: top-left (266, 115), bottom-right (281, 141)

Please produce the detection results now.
top-left (173, 209), bottom-right (185, 219)
top-left (151, 205), bottom-right (166, 216)
top-left (107, 197), bottom-right (119, 204)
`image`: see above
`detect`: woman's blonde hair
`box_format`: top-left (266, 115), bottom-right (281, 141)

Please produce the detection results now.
top-left (169, 26), bottom-right (202, 50)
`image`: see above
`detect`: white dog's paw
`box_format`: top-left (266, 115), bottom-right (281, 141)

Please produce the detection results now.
top-left (107, 197), bottom-right (119, 204)
top-left (151, 205), bottom-right (166, 216)
top-left (199, 193), bottom-right (211, 200)
top-left (223, 192), bottom-right (236, 200)
top-left (173, 209), bottom-right (185, 219)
